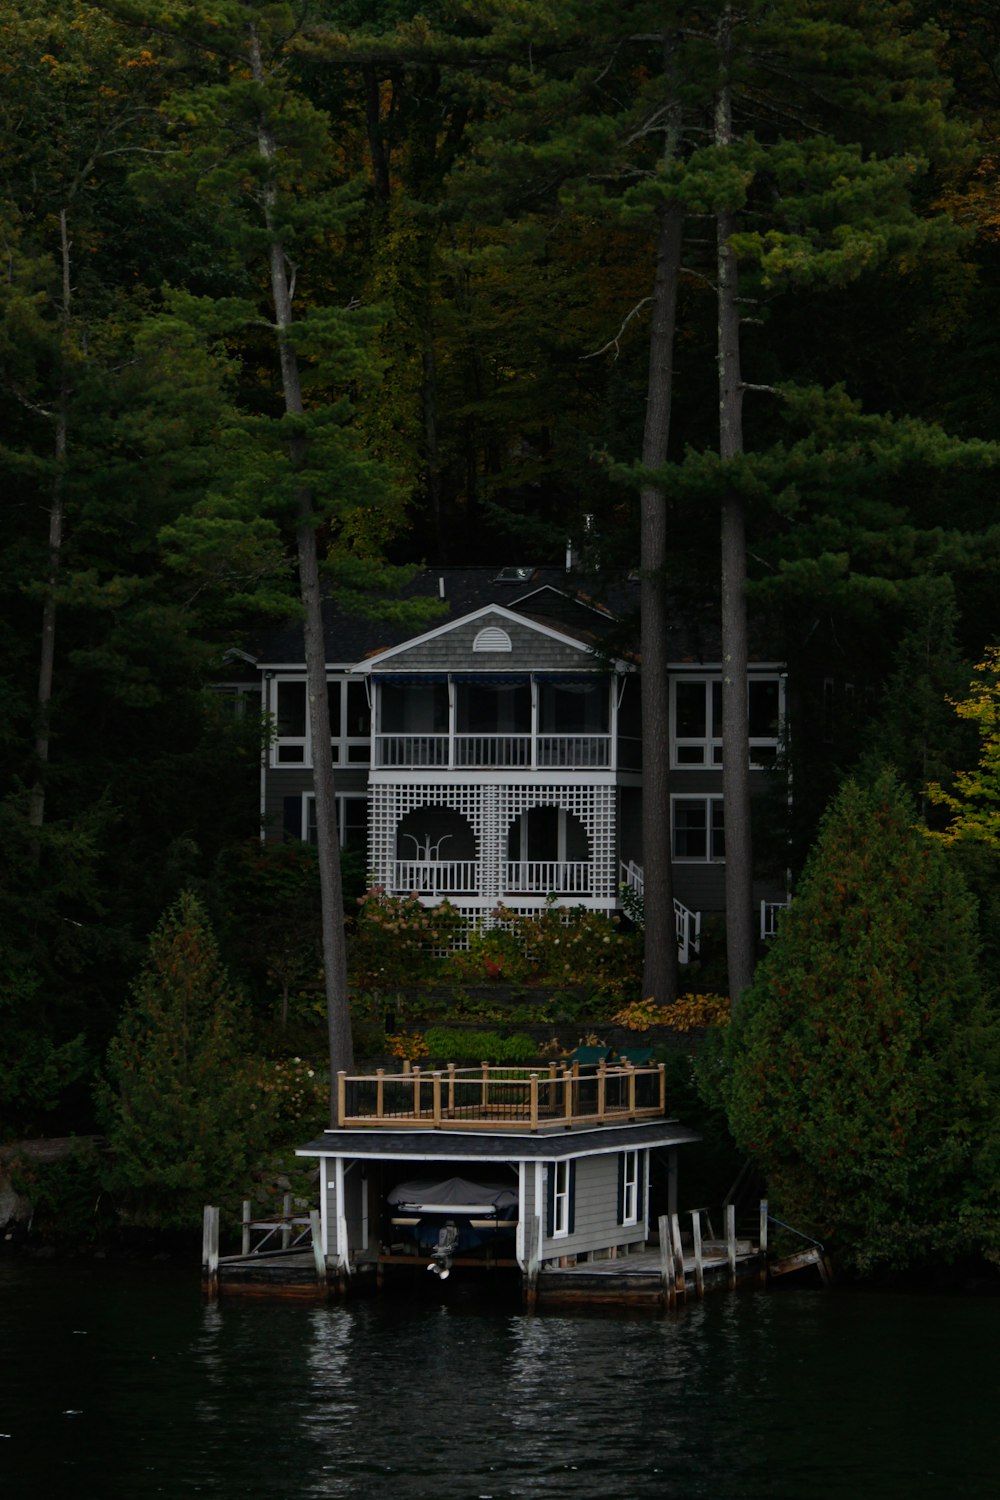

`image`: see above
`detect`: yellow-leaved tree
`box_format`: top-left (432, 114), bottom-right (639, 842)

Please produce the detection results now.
top-left (927, 649), bottom-right (1000, 849)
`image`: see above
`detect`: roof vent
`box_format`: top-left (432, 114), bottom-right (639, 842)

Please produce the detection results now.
top-left (473, 626), bottom-right (513, 653)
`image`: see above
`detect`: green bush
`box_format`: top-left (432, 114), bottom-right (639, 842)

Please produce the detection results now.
top-left (97, 891), bottom-right (280, 1229)
top-left (421, 1026), bottom-right (539, 1065)
top-left (726, 772), bottom-right (1000, 1274)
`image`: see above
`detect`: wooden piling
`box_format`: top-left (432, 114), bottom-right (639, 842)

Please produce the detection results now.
top-left (241, 1199), bottom-right (251, 1257)
top-left (202, 1205), bottom-right (219, 1297)
top-left (281, 1192), bottom-right (292, 1249)
top-left (657, 1214), bottom-right (675, 1310)
top-left (759, 1199), bottom-right (769, 1285)
top-left (690, 1209), bottom-right (705, 1298)
top-left (725, 1203), bottom-right (737, 1291)
top-left (309, 1209), bottom-right (327, 1295)
top-left (670, 1212), bottom-right (686, 1302)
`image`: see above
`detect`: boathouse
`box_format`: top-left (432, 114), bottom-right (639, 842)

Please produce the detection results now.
top-left (295, 1059), bottom-right (701, 1300)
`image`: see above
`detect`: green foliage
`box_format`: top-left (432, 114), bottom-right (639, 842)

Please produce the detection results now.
top-left (7, 1140), bottom-right (110, 1244)
top-left (726, 772), bottom-right (1000, 1273)
top-left (420, 1027), bottom-right (538, 1065)
top-left (97, 891), bottom-right (279, 1229)
top-left (927, 647), bottom-right (1000, 849)
top-left (349, 888), bottom-right (467, 990)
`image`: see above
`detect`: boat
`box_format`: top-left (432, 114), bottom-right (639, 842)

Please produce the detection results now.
top-left (386, 1175), bottom-right (518, 1276)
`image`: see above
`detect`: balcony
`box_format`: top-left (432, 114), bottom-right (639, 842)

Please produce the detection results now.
top-left (394, 860), bottom-right (479, 896)
top-left (336, 1061), bottom-right (668, 1132)
top-left (503, 860), bottom-right (592, 895)
top-left (376, 733), bottom-right (611, 770)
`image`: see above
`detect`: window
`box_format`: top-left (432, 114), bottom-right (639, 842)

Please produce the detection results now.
top-left (274, 679), bottom-right (307, 763)
top-left (302, 793), bottom-right (369, 852)
top-left (270, 676), bottom-right (371, 767)
top-left (671, 675), bottom-right (782, 768)
top-left (380, 681), bottom-right (449, 735)
top-left (538, 680), bottom-right (609, 734)
top-left (672, 795), bottom-right (725, 862)
top-left (620, 1150), bottom-right (639, 1226)
top-left (551, 1160), bottom-right (571, 1238)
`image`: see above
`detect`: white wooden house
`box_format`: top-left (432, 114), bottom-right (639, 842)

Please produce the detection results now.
top-left (256, 565), bottom-right (788, 946)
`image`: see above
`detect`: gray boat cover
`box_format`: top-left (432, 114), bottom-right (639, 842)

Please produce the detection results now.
top-left (387, 1175), bottom-right (518, 1214)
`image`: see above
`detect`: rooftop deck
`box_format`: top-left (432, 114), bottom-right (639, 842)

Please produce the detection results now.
top-left (335, 1061), bottom-right (667, 1133)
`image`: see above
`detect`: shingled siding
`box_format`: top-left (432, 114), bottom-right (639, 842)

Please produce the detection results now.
top-left (371, 612), bottom-right (601, 675)
top-left (541, 1151), bottom-right (646, 1261)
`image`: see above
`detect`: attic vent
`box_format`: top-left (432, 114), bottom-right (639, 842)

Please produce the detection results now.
top-left (473, 626), bottom-right (513, 654)
top-left (494, 566), bottom-right (533, 583)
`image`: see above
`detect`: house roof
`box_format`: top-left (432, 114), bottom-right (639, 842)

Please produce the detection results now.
top-left (254, 565), bottom-right (782, 669)
top-left (296, 1120), bottom-right (702, 1162)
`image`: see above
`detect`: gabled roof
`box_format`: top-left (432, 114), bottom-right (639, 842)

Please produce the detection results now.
top-left (350, 602), bottom-right (628, 674)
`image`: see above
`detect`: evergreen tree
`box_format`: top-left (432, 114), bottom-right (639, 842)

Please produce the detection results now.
top-left (726, 771), bottom-right (1000, 1273)
top-left (98, 890), bottom-right (277, 1229)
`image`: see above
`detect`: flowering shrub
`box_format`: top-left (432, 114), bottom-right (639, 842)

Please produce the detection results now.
top-left (349, 888), bottom-right (467, 990)
top-left (493, 901), bottom-right (640, 1001)
top-left (257, 1056), bottom-right (328, 1131)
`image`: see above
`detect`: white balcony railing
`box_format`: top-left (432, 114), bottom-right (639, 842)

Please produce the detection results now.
top-left (503, 861), bottom-right (593, 895)
top-left (376, 733), bottom-right (612, 769)
top-left (537, 735), bottom-right (610, 768)
top-left (394, 861), bottom-right (479, 895)
top-left (377, 735), bottom-right (449, 767)
top-left (454, 734), bottom-right (531, 767)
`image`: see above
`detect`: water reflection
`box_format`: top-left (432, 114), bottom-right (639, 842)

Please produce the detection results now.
top-left (3, 1262), bottom-right (1000, 1497)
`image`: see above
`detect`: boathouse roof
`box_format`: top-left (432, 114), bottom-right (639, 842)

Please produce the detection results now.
top-left (297, 1120), bottom-right (702, 1162)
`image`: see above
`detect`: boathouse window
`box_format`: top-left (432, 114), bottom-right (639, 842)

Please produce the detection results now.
top-left (619, 1150), bottom-right (640, 1226)
top-left (548, 1160), bottom-right (576, 1239)
top-left (672, 795), bottom-right (725, 862)
top-left (293, 792), bottom-right (369, 852)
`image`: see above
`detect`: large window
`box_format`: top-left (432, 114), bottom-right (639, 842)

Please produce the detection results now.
top-left (672, 795), bottom-right (725, 862)
top-left (270, 676), bottom-right (371, 767)
top-left (671, 675), bottom-right (782, 768)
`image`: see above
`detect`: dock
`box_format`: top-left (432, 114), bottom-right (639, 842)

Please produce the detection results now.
top-left (204, 1198), bottom-right (829, 1306)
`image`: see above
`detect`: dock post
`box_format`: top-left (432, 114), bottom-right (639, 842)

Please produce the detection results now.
top-left (759, 1199), bottom-right (769, 1285)
top-left (337, 1070), bottom-right (347, 1126)
top-left (657, 1214), bottom-right (675, 1310)
top-left (690, 1209), bottom-right (705, 1298)
top-left (670, 1212), bottom-right (686, 1302)
top-left (725, 1202), bottom-right (737, 1290)
top-left (202, 1205), bottom-right (219, 1298)
top-left (241, 1199), bottom-right (251, 1258)
top-left (310, 1209), bottom-right (328, 1297)
top-left (523, 1215), bottom-right (540, 1312)
top-left (281, 1192), bottom-right (292, 1249)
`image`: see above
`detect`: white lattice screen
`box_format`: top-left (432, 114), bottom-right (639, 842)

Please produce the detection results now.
top-left (368, 780), bottom-right (617, 913)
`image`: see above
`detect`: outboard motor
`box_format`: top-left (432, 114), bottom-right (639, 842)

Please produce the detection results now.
top-left (427, 1221), bottom-right (459, 1280)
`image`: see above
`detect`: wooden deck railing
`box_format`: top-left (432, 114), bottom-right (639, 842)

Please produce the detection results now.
top-left (336, 1061), bottom-right (667, 1132)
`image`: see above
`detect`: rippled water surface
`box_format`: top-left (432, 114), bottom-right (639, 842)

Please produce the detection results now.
top-left (2, 1259), bottom-right (999, 1498)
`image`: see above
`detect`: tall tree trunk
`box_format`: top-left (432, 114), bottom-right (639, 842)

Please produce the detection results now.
top-left (251, 29), bottom-right (355, 1095)
top-left (639, 197), bottom-right (683, 1004)
top-left (716, 7), bottom-right (755, 1005)
top-left (29, 208), bottom-right (72, 862)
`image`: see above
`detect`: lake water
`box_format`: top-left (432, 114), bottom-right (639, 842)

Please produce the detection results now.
top-left (2, 1258), bottom-right (998, 1498)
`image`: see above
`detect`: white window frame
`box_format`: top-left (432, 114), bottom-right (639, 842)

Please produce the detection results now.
top-left (670, 674), bottom-right (784, 770)
top-left (552, 1160), bottom-right (570, 1239)
top-left (269, 674), bottom-right (371, 768)
top-left (622, 1150), bottom-right (639, 1226)
top-left (671, 794), bottom-right (725, 863)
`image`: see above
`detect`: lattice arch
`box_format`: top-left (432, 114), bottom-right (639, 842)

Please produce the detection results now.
top-left (368, 780), bottom-right (618, 911)
top-left (500, 784), bottom-right (616, 901)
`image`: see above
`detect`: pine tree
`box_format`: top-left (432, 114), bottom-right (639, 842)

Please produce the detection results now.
top-left (726, 771), bottom-right (1000, 1273)
top-left (99, 891), bottom-right (277, 1229)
